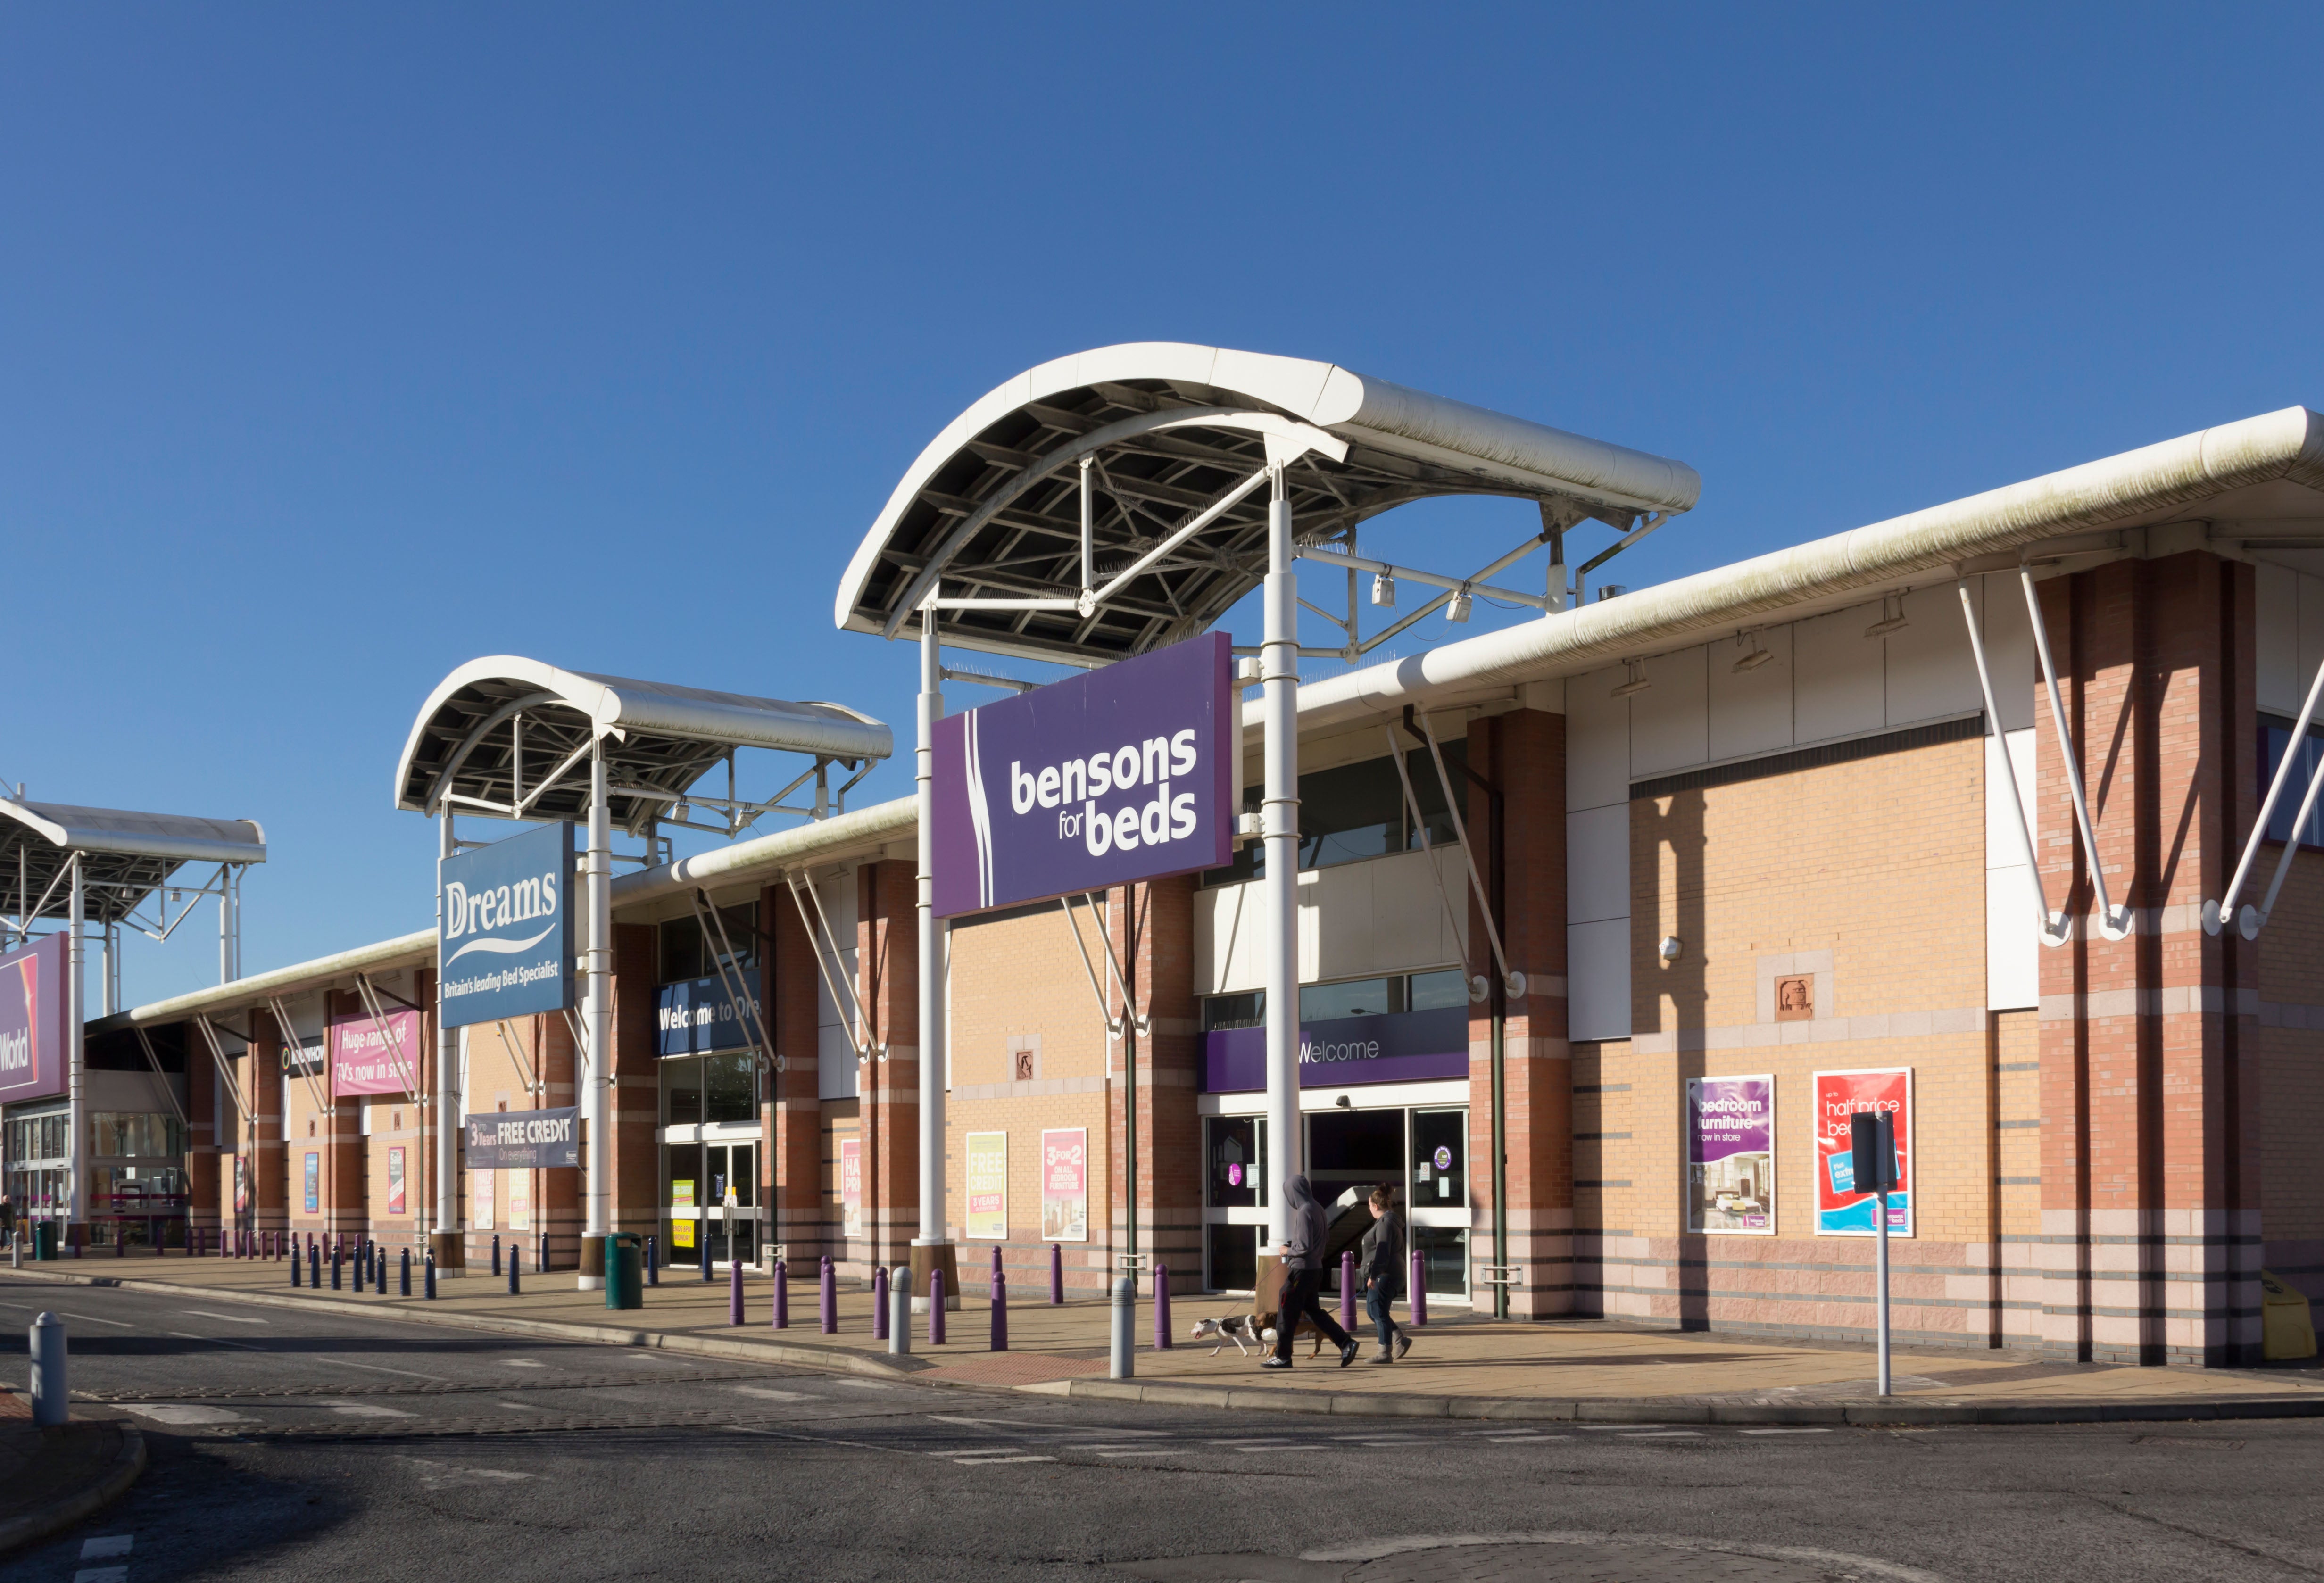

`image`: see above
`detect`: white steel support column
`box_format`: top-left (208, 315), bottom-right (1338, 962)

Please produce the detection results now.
top-left (579, 740), bottom-right (611, 1289)
top-left (66, 855), bottom-right (86, 1232)
top-left (916, 613), bottom-right (949, 1256)
top-left (1262, 467), bottom-right (1303, 1248)
top-left (435, 812), bottom-right (461, 1268)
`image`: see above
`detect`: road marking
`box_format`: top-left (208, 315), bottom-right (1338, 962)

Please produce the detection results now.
top-left (1741, 1428), bottom-right (1832, 1435)
top-left (80, 1536), bottom-right (133, 1559)
top-left (495, 1401), bottom-right (538, 1411)
top-left (729, 1386), bottom-right (810, 1401)
top-left (169, 1331), bottom-right (263, 1351)
top-left (501, 1359), bottom-right (547, 1368)
top-left (182, 1309), bottom-right (269, 1325)
top-left (123, 1402), bottom-right (251, 1425)
top-left (332, 1359), bottom-right (446, 1380)
top-left (1094, 1449), bottom-right (1179, 1458)
top-left (952, 1454), bottom-right (1053, 1465)
top-left (323, 1401), bottom-right (416, 1418)
top-left (828, 1379), bottom-right (897, 1390)
top-left (1577, 1423), bottom-right (1660, 1431)
top-left (58, 1310), bottom-right (133, 1328)
top-left (1621, 1430), bottom-right (1703, 1439)
top-left (71, 1569), bottom-right (126, 1583)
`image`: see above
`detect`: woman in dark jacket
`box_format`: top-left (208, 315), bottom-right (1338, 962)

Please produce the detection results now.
top-left (1359, 1185), bottom-right (1412, 1362)
top-left (1264, 1174), bottom-right (1359, 1369)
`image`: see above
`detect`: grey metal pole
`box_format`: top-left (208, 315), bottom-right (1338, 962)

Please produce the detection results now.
top-left (66, 856), bottom-right (84, 1237)
top-left (1109, 1274), bottom-right (1134, 1379)
top-left (1262, 466), bottom-right (1302, 1249)
top-left (579, 741), bottom-right (611, 1289)
top-left (888, 1263), bottom-right (912, 1355)
top-left (28, 1313), bottom-right (66, 1426)
top-left (435, 811), bottom-right (459, 1273)
top-left (914, 610), bottom-right (949, 1272)
top-left (1876, 1189), bottom-right (1892, 1397)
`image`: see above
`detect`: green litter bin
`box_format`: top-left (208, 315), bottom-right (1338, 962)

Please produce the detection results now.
top-left (604, 1233), bottom-right (644, 1310)
top-left (31, 1222), bottom-right (57, 1262)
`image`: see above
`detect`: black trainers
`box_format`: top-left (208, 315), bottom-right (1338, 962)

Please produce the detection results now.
top-left (1260, 1356), bottom-right (1292, 1369)
top-left (1338, 1340), bottom-right (1361, 1368)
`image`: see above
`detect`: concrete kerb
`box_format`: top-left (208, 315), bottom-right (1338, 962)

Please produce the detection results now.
top-left (9, 1268), bottom-right (2322, 1428)
top-left (0, 1421), bottom-right (146, 1558)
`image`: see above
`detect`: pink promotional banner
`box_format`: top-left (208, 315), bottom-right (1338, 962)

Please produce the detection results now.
top-left (0, 936), bottom-right (67, 1104)
top-left (331, 1006), bottom-right (422, 1097)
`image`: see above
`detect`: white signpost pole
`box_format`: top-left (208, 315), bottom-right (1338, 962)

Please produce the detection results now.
top-left (434, 811), bottom-right (460, 1273)
top-left (1876, 1185), bottom-right (1892, 1397)
top-left (1262, 465), bottom-right (1303, 1251)
top-left (579, 742), bottom-right (610, 1290)
top-left (914, 607), bottom-right (952, 1308)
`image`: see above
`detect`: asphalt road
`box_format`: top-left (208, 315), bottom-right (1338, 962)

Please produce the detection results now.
top-left (1, 1280), bottom-right (2321, 1582)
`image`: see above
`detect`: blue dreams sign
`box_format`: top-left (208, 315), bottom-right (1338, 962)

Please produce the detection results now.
top-left (438, 821), bottom-right (576, 1029)
top-left (655, 973), bottom-right (762, 1057)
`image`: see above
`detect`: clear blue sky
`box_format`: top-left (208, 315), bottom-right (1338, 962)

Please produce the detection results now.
top-left (6, 6), bottom-right (2318, 1010)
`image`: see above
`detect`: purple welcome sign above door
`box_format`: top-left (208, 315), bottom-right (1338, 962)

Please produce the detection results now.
top-left (1201, 1006), bottom-right (1470, 1094)
top-left (931, 633), bottom-right (1235, 917)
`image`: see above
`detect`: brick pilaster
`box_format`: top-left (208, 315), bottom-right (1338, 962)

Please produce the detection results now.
top-left (766, 883), bottom-right (826, 1265)
top-left (857, 860), bottom-right (919, 1270)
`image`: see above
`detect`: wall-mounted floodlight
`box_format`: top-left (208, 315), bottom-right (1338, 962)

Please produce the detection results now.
top-left (1612, 659), bottom-right (1652, 698)
top-left (1371, 572), bottom-right (1395, 608)
top-left (1866, 594), bottom-right (1910, 638)
top-left (1732, 630), bottom-right (1774, 672)
top-left (1445, 589), bottom-right (1472, 624)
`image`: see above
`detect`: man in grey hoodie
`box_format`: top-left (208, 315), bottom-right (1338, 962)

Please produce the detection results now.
top-left (1263, 1174), bottom-right (1360, 1370)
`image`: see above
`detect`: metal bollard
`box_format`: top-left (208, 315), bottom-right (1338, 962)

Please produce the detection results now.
top-left (509, 1245), bottom-right (522, 1294)
top-left (990, 1268), bottom-right (1008, 1351)
top-left (1154, 1263), bottom-right (1171, 1350)
top-left (424, 1252), bottom-right (437, 1300)
top-left (28, 1313), bottom-right (67, 1427)
top-left (701, 1234), bottom-right (713, 1283)
top-left (772, 1260), bottom-right (788, 1330)
top-left (400, 1248), bottom-right (412, 1297)
top-left (646, 1235), bottom-right (658, 1286)
top-left (729, 1256), bottom-right (744, 1326)
top-left (820, 1256), bottom-right (836, 1334)
top-left (116, 1227), bottom-right (125, 1258)
top-left (888, 1264), bottom-right (911, 1356)
top-left (1050, 1241), bottom-right (1064, 1304)
top-left (331, 1246), bottom-right (342, 1290)
top-left (310, 1244), bottom-right (320, 1288)
top-left (928, 1269), bottom-right (945, 1346)
top-left (290, 1244), bottom-right (301, 1287)
top-left (376, 1248), bottom-right (387, 1294)
top-left (492, 1235), bottom-right (501, 1276)
top-left (1109, 1276), bottom-right (1134, 1380)
top-left (1340, 1250), bottom-right (1357, 1333)
top-left (1409, 1248), bottom-right (1427, 1326)
top-left (872, 1266), bottom-right (889, 1341)
top-left (991, 1245), bottom-right (1003, 1281)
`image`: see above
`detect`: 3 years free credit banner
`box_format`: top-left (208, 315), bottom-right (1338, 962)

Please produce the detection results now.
top-left (930, 633), bottom-right (1233, 916)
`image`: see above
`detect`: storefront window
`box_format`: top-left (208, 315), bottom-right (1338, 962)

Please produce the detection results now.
top-left (1204, 743), bottom-right (1468, 885)
top-left (1205, 1116), bottom-right (1266, 1209)
top-left (660, 904), bottom-right (761, 982)
top-left (1411, 1107), bottom-right (1468, 1208)
top-left (661, 1053), bottom-right (759, 1126)
top-left (1201, 970), bottom-right (1469, 1031)
top-left (89, 1113), bottom-right (185, 1159)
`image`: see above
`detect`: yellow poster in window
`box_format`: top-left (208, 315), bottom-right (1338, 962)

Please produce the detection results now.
top-left (965, 1131), bottom-right (1007, 1241)
top-left (508, 1170), bottom-right (532, 1233)
top-left (672, 1218), bottom-right (695, 1249)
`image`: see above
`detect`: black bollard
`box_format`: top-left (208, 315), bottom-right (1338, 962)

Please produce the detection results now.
top-left (376, 1249), bottom-right (387, 1294)
top-left (509, 1244), bottom-right (522, 1295)
top-left (646, 1235), bottom-right (658, 1286)
top-left (310, 1243), bottom-right (320, 1287)
top-left (492, 1235), bottom-right (501, 1276)
top-left (424, 1251), bottom-right (437, 1300)
top-left (290, 1243), bottom-right (301, 1287)
top-left (331, 1245), bottom-right (341, 1290)
top-left (701, 1233), bottom-right (713, 1283)
top-left (400, 1248), bottom-right (412, 1297)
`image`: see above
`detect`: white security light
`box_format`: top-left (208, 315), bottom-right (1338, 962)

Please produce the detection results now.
top-left (1446, 588), bottom-right (1472, 624)
top-left (1733, 630), bottom-right (1774, 672)
top-left (1865, 593), bottom-right (1910, 638)
top-left (1659, 936), bottom-right (1684, 961)
top-left (1371, 572), bottom-right (1396, 608)
top-left (1597, 585), bottom-right (1628, 601)
top-left (1611, 658), bottom-right (1652, 698)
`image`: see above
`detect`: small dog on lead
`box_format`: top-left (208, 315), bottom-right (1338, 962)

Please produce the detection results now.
top-left (1190, 1311), bottom-right (1327, 1358)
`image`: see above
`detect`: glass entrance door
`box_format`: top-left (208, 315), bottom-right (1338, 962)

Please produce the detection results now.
top-left (704, 1142), bottom-right (756, 1268)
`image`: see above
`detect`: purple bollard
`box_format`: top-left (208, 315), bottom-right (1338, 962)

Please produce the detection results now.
top-left (729, 1256), bottom-right (744, 1326)
top-left (819, 1257), bottom-right (836, 1334)
top-left (1340, 1249), bottom-right (1357, 1332)
top-left (1409, 1248), bottom-right (1427, 1326)
top-left (928, 1268), bottom-right (945, 1345)
top-left (991, 1268), bottom-right (1008, 1351)
top-left (772, 1260), bottom-right (788, 1329)
top-left (115, 1227), bottom-right (125, 1258)
top-left (1049, 1242), bottom-right (1064, 1304)
top-left (991, 1245), bottom-right (1003, 1280)
top-left (872, 1265), bottom-right (889, 1341)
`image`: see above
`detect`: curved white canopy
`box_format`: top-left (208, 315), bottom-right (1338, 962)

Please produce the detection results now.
top-left (393, 655), bottom-right (893, 828)
top-left (0, 798), bottom-right (266, 926)
top-left (835, 342), bottom-right (1701, 664)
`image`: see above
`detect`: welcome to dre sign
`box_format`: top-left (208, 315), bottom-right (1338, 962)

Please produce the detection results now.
top-left (439, 821), bottom-right (576, 1028)
top-left (930, 633), bottom-right (1234, 916)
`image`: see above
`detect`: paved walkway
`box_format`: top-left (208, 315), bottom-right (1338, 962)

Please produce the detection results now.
top-left (8, 1250), bottom-right (2322, 1424)
top-left (0, 1381), bottom-right (146, 1556)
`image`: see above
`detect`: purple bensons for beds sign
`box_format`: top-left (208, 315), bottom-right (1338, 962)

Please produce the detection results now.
top-left (931, 632), bottom-right (1235, 917)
